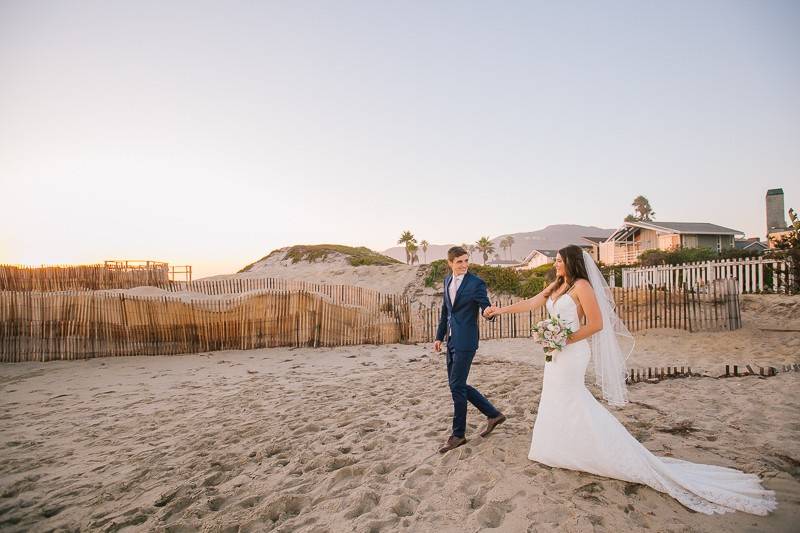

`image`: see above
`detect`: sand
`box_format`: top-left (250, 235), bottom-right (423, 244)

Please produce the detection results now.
top-left (1, 315), bottom-right (799, 532)
top-left (200, 253), bottom-right (423, 298)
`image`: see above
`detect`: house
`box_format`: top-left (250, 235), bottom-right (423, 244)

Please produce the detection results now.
top-left (517, 249), bottom-right (558, 270)
top-left (582, 236), bottom-right (606, 263)
top-left (485, 259), bottom-right (522, 268)
top-left (735, 238), bottom-right (769, 253)
top-left (599, 221), bottom-right (744, 265)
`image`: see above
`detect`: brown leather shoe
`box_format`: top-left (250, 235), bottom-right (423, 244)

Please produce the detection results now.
top-left (438, 435), bottom-right (467, 453)
top-left (480, 413), bottom-right (507, 437)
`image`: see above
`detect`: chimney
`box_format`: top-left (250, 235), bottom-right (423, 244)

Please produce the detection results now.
top-left (766, 188), bottom-right (787, 234)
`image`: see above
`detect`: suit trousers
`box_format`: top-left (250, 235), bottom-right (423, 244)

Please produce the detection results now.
top-left (446, 342), bottom-right (500, 438)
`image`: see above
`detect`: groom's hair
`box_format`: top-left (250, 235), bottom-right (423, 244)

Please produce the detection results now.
top-left (447, 246), bottom-right (468, 261)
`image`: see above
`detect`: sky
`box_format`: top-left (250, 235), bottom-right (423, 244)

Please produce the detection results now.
top-left (1, 0), bottom-right (798, 279)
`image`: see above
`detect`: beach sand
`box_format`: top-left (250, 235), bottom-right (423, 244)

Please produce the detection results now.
top-left (1, 318), bottom-right (799, 532)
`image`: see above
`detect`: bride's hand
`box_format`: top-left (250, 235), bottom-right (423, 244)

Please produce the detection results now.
top-left (483, 306), bottom-right (500, 318)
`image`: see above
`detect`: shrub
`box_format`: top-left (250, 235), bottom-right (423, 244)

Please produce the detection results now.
top-left (470, 265), bottom-right (520, 295)
top-left (424, 260), bottom-right (448, 288)
top-left (519, 276), bottom-right (546, 298)
top-left (639, 247), bottom-right (717, 266)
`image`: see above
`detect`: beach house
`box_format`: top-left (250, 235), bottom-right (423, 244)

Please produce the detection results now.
top-left (598, 221), bottom-right (744, 265)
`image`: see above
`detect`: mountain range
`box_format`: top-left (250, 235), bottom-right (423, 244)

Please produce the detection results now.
top-left (382, 224), bottom-right (615, 263)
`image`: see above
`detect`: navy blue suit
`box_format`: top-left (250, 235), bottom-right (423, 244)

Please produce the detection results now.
top-left (436, 272), bottom-right (500, 438)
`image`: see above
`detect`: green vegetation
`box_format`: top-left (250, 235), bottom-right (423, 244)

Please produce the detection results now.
top-left (767, 207), bottom-right (800, 292)
top-left (424, 259), bottom-right (554, 298)
top-left (424, 259), bottom-right (449, 288)
top-left (624, 195), bottom-right (656, 223)
top-left (419, 240), bottom-right (429, 263)
top-left (638, 247), bottom-right (762, 267)
top-left (239, 244), bottom-right (401, 272)
top-left (475, 236), bottom-right (495, 265)
top-left (499, 235), bottom-right (515, 260)
top-left (397, 231), bottom-right (419, 265)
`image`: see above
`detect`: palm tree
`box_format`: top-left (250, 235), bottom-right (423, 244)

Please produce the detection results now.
top-left (499, 238), bottom-right (509, 260)
top-left (466, 244), bottom-right (476, 261)
top-left (397, 230), bottom-right (417, 264)
top-left (505, 235), bottom-right (515, 260)
top-left (408, 242), bottom-right (420, 265)
top-left (475, 236), bottom-right (495, 265)
top-left (500, 236), bottom-right (516, 260)
top-left (419, 240), bottom-right (429, 264)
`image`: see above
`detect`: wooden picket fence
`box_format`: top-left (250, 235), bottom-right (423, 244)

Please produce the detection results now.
top-left (0, 263), bottom-right (171, 291)
top-left (414, 279), bottom-right (741, 343)
top-left (621, 257), bottom-right (796, 294)
top-left (0, 265), bottom-right (401, 309)
top-left (0, 289), bottom-right (412, 363)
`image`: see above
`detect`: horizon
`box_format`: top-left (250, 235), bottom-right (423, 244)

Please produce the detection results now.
top-left (2, 1), bottom-right (798, 279)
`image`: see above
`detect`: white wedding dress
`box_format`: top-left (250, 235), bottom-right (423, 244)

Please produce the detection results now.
top-left (528, 295), bottom-right (777, 516)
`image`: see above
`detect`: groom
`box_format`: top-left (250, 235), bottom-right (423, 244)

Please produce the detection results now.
top-left (434, 246), bottom-right (506, 453)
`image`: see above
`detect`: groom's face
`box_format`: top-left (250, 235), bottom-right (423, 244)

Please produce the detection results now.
top-left (448, 254), bottom-right (469, 276)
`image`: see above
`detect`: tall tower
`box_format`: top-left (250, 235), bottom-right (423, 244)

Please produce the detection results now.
top-left (766, 188), bottom-right (787, 234)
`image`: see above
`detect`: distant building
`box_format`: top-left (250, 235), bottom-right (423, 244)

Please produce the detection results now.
top-left (485, 259), bottom-right (522, 268)
top-left (599, 221), bottom-right (744, 265)
top-left (582, 236), bottom-right (606, 263)
top-left (735, 238), bottom-right (769, 253)
top-left (766, 188), bottom-right (792, 248)
top-left (517, 249), bottom-right (558, 270)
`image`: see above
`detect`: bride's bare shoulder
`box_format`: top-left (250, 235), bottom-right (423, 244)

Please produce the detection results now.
top-left (573, 279), bottom-right (592, 290)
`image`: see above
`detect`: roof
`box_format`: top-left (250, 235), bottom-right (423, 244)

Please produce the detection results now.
top-left (625, 221), bottom-right (744, 236)
top-left (582, 236), bottom-right (607, 244)
top-left (521, 248), bottom-right (558, 263)
top-left (487, 259), bottom-right (520, 265)
top-left (735, 239), bottom-right (769, 251)
top-left (535, 249), bottom-right (558, 258)
top-left (766, 188), bottom-right (784, 196)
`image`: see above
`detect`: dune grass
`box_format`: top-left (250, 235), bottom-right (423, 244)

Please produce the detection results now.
top-left (239, 244), bottom-right (401, 272)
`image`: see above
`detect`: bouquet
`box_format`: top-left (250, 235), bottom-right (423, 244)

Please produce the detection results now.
top-left (532, 315), bottom-right (573, 362)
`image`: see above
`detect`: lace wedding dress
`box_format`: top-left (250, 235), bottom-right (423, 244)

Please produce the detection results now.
top-left (528, 295), bottom-right (777, 515)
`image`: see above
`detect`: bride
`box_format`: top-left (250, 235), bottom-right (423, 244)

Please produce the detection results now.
top-left (484, 245), bottom-right (776, 516)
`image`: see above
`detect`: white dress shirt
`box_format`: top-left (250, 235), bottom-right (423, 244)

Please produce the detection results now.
top-left (449, 274), bottom-right (464, 304)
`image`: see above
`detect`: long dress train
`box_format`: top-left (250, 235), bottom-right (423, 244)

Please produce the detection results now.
top-left (528, 296), bottom-right (777, 516)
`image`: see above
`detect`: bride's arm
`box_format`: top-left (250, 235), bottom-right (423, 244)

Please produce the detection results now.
top-left (484, 281), bottom-right (557, 317)
top-left (565, 279), bottom-right (603, 344)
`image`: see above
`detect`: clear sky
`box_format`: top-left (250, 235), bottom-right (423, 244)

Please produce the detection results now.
top-left (2, 0), bottom-right (798, 278)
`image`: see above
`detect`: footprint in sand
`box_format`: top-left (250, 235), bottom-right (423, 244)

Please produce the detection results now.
top-left (402, 466), bottom-right (433, 489)
top-left (389, 494), bottom-right (419, 517)
top-left (207, 495), bottom-right (228, 512)
top-left (258, 494), bottom-right (309, 524)
top-left (343, 488), bottom-right (380, 519)
top-left (236, 495), bottom-right (263, 509)
top-left (475, 499), bottom-right (515, 528)
top-left (574, 481), bottom-right (607, 504)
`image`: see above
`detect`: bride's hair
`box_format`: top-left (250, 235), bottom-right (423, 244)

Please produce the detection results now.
top-left (545, 244), bottom-right (591, 297)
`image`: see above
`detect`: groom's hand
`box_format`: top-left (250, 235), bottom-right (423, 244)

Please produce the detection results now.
top-left (483, 306), bottom-right (499, 318)
top-left (433, 340), bottom-right (443, 353)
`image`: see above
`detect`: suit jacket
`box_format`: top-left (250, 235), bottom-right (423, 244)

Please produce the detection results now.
top-left (436, 271), bottom-right (494, 351)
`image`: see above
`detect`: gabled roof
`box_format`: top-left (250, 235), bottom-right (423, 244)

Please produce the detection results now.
top-left (735, 239), bottom-right (769, 251)
top-left (624, 221), bottom-right (744, 236)
top-left (607, 225), bottom-right (638, 242)
top-left (522, 249), bottom-right (558, 262)
top-left (582, 236), bottom-right (607, 244)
